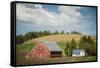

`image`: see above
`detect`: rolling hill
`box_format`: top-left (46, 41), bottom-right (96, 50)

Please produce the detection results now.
top-left (17, 34), bottom-right (96, 52)
top-left (30, 34), bottom-right (95, 43)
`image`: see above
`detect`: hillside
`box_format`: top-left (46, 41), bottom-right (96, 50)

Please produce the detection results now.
top-left (16, 34), bottom-right (97, 64)
top-left (29, 34), bottom-right (95, 43)
top-left (17, 34), bottom-right (96, 52)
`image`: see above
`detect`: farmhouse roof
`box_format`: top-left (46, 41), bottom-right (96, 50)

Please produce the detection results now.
top-left (41, 41), bottom-right (62, 51)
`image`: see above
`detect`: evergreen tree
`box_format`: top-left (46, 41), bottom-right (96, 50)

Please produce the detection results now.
top-left (64, 42), bottom-right (70, 56)
top-left (71, 38), bottom-right (76, 49)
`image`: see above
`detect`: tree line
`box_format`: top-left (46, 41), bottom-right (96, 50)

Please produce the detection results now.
top-left (64, 36), bottom-right (96, 56)
top-left (16, 30), bottom-right (82, 44)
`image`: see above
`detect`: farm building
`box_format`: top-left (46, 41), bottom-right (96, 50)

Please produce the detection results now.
top-left (72, 49), bottom-right (85, 56)
top-left (25, 41), bottom-right (62, 59)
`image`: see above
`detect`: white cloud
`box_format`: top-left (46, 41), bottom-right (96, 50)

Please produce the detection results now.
top-left (34, 4), bottom-right (42, 8)
top-left (58, 6), bottom-right (81, 17)
top-left (16, 4), bottom-right (96, 35)
top-left (16, 3), bottom-right (82, 27)
top-left (16, 3), bottom-right (56, 25)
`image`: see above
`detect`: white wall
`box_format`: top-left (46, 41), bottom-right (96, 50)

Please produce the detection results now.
top-left (0, 0), bottom-right (99, 68)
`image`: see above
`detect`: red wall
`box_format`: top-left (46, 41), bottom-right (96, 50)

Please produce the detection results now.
top-left (25, 43), bottom-right (50, 59)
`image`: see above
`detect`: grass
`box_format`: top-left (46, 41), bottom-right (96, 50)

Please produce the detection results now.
top-left (16, 34), bottom-right (97, 65)
top-left (16, 34), bottom-right (82, 53)
top-left (57, 42), bottom-right (66, 57)
top-left (33, 34), bottom-right (83, 42)
top-left (32, 34), bottom-right (96, 44)
top-left (16, 54), bottom-right (97, 65)
top-left (16, 42), bottom-right (35, 52)
top-left (70, 56), bottom-right (97, 62)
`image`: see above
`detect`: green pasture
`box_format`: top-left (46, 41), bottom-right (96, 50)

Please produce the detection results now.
top-left (16, 41), bottom-right (35, 52)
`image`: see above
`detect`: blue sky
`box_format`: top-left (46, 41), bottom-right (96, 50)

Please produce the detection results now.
top-left (16, 3), bottom-right (97, 35)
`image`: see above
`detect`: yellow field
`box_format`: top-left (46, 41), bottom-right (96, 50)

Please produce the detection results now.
top-left (24, 34), bottom-right (96, 44)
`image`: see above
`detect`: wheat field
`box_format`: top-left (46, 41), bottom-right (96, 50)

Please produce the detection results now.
top-left (23, 34), bottom-right (96, 44)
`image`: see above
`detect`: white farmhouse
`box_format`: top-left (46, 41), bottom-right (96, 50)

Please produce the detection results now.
top-left (72, 49), bottom-right (85, 56)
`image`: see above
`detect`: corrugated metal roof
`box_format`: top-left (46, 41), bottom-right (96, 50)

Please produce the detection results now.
top-left (41, 41), bottom-right (62, 51)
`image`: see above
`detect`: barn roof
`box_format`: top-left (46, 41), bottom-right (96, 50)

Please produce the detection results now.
top-left (41, 41), bottom-right (62, 51)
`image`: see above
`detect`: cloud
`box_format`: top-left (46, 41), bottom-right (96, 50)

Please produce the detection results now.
top-left (16, 3), bottom-right (96, 35)
top-left (34, 4), bottom-right (42, 8)
top-left (16, 3), bottom-right (82, 26)
top-left (16, 3), bottom-right (56, 25)
top-left (58, 6), bottom-right (81, 17)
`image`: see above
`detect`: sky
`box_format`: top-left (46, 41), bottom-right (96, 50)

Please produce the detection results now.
top-left (16, 3), bottom-right (97, 35)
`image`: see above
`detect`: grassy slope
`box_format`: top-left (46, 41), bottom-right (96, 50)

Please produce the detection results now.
top-left (16, 34), bottom-right (96, 52)
top-left (16, 34), bottom-right (81, 51)
top-left (16, 41), bottom-right (35, 52)
top-left (33, 34), bottom-right (82, 42)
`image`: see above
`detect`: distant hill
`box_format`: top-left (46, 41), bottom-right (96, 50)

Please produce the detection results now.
top-left (26, 34), bottom-right (96, 44)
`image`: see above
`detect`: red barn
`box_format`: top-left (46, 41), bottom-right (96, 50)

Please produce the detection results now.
top-left (25, 41), bottom-right (62, 59)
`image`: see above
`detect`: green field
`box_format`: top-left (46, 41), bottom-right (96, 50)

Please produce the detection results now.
top-left (16, 42), bottom-right (35, 52)
top-left (57, 42), bottom-right (66, 56)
